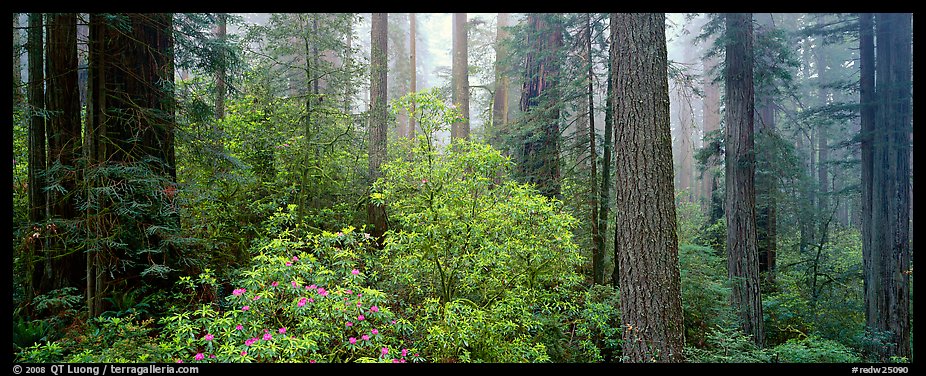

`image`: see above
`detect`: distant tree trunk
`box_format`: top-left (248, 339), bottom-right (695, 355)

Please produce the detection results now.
top-left (858, 12), bottom-right (876, 355)
top-left (451, 13), bottom-right (470, 141)
top-left (723, 12), bottom-right (764, 348)
top-left (43, 12), bottom-right (84, 294)
top-left (583, 13), bottom-right (603, 285)
top-left (368, 13), bottom-right (388, 244)
top-left (612, 13), bottom-right (686, 362)
top-left (754, 13), bottom-right (777, 286)
top-left (519, 13), bottom-right (562, 199)
top-left (701, 53), bottom-right (721, 220)
top-left (813, 22), bottom-right (830, 233)
top-left (408, 13), bottom-right (417, 138)
top-left (863, 12), bottom-right (912, 361)
top-left (27, 13), bottom-right (47, 301)
top-left (27, 13), bottom-right (46, 225)
top-left (491, 13), bottom-right (510, 147)
top-left (215, 13), bottom-right (226, 120)
top-left (13, 14), bottom-right (24, 105)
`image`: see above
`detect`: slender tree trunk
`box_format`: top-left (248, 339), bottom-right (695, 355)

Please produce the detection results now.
top-left (215, 13), bottom-right (226, 121)
top-left (701, 52), bottom-right (721, 219)
top-left (858, 11), bottom-right (877, 355)
top-left (367, 13), bottom-right (388, 245)
top-left (27, 13), bottom-right (47, 300)
top-left (408, 13), bottom-right (417, 138)
top-left (451, 13), bottom-right (470, 141)
top-left (723, 12), bottom-right (764, 348)
top-left (492, 13), bottom-right (510, 148)
top-left (612, 13), bottom-right (686, 362)
top-left (754, 13), bottom-right (777, 286)
top-left (14, 14), bottom-right (24, 106)
top-left (584, 13), bottom-right (602, 285)
top-left (814, 22), bottom-right (830, 234)
top-left (519, 13), bottom-right (562, 199)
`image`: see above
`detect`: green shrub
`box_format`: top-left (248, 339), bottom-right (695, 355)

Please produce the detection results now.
top-left (685, 326), bottom-right (771, 363)
top-left (679, 244), bottom-right (733, 348)
top-left (772, 336), bottom-right (861, 363)
top-left (158, 229), bottom-right (421, 363)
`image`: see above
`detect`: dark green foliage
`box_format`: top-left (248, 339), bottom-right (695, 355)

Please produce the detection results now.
top-left (772, 336), bottom-right (861, 363)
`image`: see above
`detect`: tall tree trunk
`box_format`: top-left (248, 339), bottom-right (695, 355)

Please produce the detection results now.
top-left (701, 52), bottom-right (721, 220)
top-left (814, 20), bottom-right (830, 234)
top-left (491, 13), bottom-right (510, 148)
top-left (754, 13), bottom-right (777, 286)
top-left (518, 13), bottom-right (562, 199)
top-left (408, 13), bottom-right (417, 138)
top-left (584, 13), bottom-right (603, 285)
top-left (27, 13), bottom-right (47, 300)
top-left (612, 13), bottom-right (686, 362)
top-left (44, 12), bottom-right (84, 293)
top-left (858, 11), bottom-right (877, 357)
top-left (85, 13), bottom-right (177, 315)
top-left (367, 13), bottom-right (388, 245)
top-left (451, 13), bottom-right (470, 141)
top-left (723, 12), bottom-right (764, 348)
top-left (864, 12), bottom-right (912, 361)
top-left (214, 13), bottom-right (226, 121)
top-left (14, 14), bottom-right (24, 106)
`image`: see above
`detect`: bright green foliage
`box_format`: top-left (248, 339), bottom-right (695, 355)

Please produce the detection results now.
top-left (685, 326), bottom-right (772, 363)
top-left (16, 315), bottom-right (166, 363)
top-left (375, 91), bottom-right (585, 362)
top-left (679, 245), bottom-right (733, 348)
top-left (568, 284), bottom-right (622, 362)
top-left (772, 336), bottom-right (861, 363)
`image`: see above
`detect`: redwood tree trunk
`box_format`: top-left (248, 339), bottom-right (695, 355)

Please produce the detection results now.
top-left (723, 12), bottom-right (765, 348)
top-left (518, 13), bottom-right (562, 199)
top-left (43, 12), bottom-right (85, 293)
top-left (491, 13), bottom-right (510, 147)
top-left (367, 13), bottom-right (388, 244)
top-left (612, 13), bottom-right (686, 362)
top-left (584, 13), bottom-right (603, 285)
top-left (701, 52), bottom-right (721, 220)
top-left (451, 13), bottom-right (470, 141)
top-left (27, 13), bottom-right (47, 300)
top-left (408, 13), bottom-right (417, 138)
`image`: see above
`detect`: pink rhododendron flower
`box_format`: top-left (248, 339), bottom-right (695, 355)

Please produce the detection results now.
top-left (349, 337), bottom-right (357, 345)
top-left (370, 306), bottom-right (379, 313)
top-left (292, 256), bottom-right (299, 262)
top-left (176, 360), bottom-right (183, 364)
top-left (308, 284), bottom-right (317, 290)
top-left (285, 262), bottom-right (292, 266)
top-left (401, 348), bottom-right (408, 357)
top-left (362, 334), bottom-right (370, 341)
top-left (236, 324), bottom-right (243, 330)
top-left (203, 334), bottom-right (214, 341)
top-left (357, 302), bottom-right (362, 307)
top-left (232, 288), bottom-right (245, 296)
top-left (263, 333), bottom-right (272, 341)
top-left (346, 321), bottom-right (353, 327)
top-left (400, 359), bottom-right (406, 363)
top-left (292, 281), bottom-right (299, 287)
top-left (309, 360), bottom-right (316, 363)
top-left (298, 297), bottom-right (307, 307)
top-left (371, 328), bottom-right (379, 335)
top-left (357, 314), bottom-right (365, 321)
top-left (241, 351), bottom-right (247, 356)
top-left (345, 289), bottom-right (353, 294)
top-left (271, 281), bottom-right (279, 287)
top-left (279, 327), bottom-right (286, 334)
top-left (391, 320), bottom-right (397, 324)
top-left (381, 347), bottom-right (389, 356)
top-left (253, 295), bottom-right (261, 300)
top-left (308, 298), bottom-right (314, 303)
top-left (392, 359), bottom-right (400, 363)
top-left (317, 288), bottom-right (328, 296)
top-left (351, 269), bottom-right (359, 275)
top-left (242, 305), bottom-right (250, 311)
top-left (210, 355), bottom-right (216, 359)
top-left (194, 353), bottom-right (204, 361)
